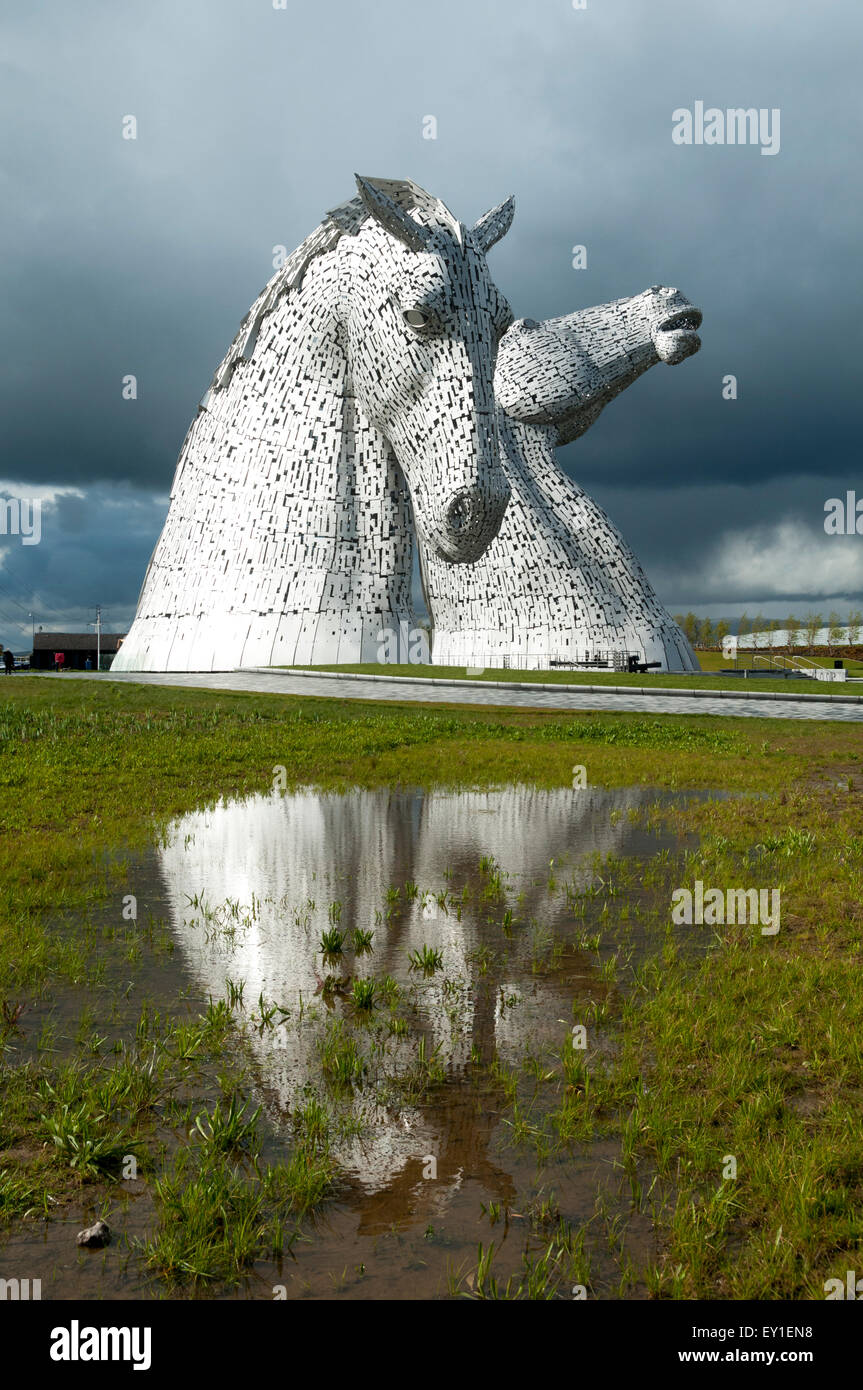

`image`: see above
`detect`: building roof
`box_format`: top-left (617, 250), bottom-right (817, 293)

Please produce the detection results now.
top-left (33, 632), bottom-right (126, 652)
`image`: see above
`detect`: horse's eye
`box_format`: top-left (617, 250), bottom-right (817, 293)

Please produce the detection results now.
top-left (403, 308), bottom-right (429, 329)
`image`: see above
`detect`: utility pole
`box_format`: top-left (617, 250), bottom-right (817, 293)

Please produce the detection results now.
top-left (89, 606), bottom-right (102, 671)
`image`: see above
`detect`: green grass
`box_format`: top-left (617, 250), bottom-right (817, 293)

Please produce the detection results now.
top-left (191, 1094), bottom-right (262, 1154)
top-left (2, 677), bottom-right (863, 1298)
top-left (318, 1018), bottom-right (366, 1087)
top-left (696, 650), bottom-right (863, 675)
top-left (0, 676), bottom-right (772, 1010)
top-left (350, 978), bottom-right (376, 1011)
top-left (40, 1092), bottom-right (137, 1179)
top-left (408, 944), bottom-right (444, 975)
top-left (319, 927), bottom-right (345, 960)
top-left (0, 1166), bottom-right (57, 1221)
top-left (284, 659), bottom-right (863, 697)
top-left (490, 780), bottom-right (863, 1298)
top-left (449, 1226), bottom-right (592, 1300)
top-left (141, 1142), bottom-right (333, 1286)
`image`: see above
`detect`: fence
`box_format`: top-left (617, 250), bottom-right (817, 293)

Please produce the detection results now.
top-left (471, 651), bottom-right (639, 673)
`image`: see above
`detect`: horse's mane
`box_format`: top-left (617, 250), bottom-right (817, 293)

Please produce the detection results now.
top-left (208, 179), bottom-right (458, 397)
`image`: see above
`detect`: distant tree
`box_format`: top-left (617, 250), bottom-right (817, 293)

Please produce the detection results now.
top-left (804, 611), bottom-right (822, 654)
top-left (697, 616), bottom-right (715, 648)
top-left (785, 614), bottom-right (801, 651)
top-left (846, 609), bottom-right (862, 648)
top-left (715, 618), bottom-right (730, 650)
top-left (767, 619), bottom-right (781, 650)
top-left (680, 611), bottom-right (699, 646)
top-left (827, 611), bottom-right (844, 654)
top-left (751, 614), bottom-right (766, 650)
top-left (737, 612), bottom-right (750, 650)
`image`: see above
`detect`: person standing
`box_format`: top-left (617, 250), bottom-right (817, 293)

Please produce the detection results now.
top-left (2, 648), bottom-right (14, 675)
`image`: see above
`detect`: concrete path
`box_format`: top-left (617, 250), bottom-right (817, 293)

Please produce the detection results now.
top-left (51, 669), bottom-right (863, 722)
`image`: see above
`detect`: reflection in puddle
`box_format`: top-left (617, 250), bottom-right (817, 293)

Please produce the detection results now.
top-left (156, 786), bottom-right (684, 1214)
top-left (1, 784), bottom-right (716, 1300)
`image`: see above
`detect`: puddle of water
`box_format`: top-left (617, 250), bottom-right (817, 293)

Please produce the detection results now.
top-left (153, 787), bottom-right (687, 1156)
top-left (3, 784), bottom-right (720, 1299)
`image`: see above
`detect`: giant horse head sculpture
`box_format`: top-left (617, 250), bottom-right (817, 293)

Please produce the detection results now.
top-left (495, 285), bottom-right (702, 443)
top-left (114, 177), bottom-right (516, 671)
top-left (341, 177), bottom-right (514, 563)
top-left (424, 284), bottom-right (704, 672)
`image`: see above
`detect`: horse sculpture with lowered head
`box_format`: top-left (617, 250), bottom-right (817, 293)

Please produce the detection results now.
top-left (114, 175), bottom-right (515, 672)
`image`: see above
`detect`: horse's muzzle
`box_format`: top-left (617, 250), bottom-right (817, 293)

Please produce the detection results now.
top-left (652, 302), bottom-right (703, 365)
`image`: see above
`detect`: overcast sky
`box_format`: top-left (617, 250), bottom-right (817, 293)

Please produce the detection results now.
top-left (1, 0), bottom-right (860, 642)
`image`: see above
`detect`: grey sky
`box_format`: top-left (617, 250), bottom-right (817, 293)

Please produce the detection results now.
top-left (1, 0), bottom-right (860, 641)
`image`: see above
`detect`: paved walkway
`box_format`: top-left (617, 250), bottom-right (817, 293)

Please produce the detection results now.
top-left (54, 669), bottom-right (863, 722)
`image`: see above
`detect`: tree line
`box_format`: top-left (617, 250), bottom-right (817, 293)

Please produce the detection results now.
top-left (672, 610), bottom-right (863, 653)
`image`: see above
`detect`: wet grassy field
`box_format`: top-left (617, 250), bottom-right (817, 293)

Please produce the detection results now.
top-left (1, 677), bottom-right (860, 1298)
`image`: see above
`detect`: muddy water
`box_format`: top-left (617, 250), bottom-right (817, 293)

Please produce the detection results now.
top-left (159, 789), bottom-right (664, 1094)
top-left (2, 785), bottom-right (716, 1298)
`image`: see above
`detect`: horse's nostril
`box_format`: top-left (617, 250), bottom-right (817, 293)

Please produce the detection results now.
top-left (446, 490), bottom-right (477, 534)
top-left (434, 482), bottom-right (509, 562)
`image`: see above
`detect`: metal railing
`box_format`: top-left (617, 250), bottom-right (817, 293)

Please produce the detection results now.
top-left (751, 653), bottom-right (830, 675)
top-left (469, 651), bottom-right (639, 672)
top-left (751, 653), bottom-right (810, 674)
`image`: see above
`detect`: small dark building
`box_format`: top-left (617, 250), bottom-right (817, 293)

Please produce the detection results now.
top-left (31, 632), bottom-right (127, 671)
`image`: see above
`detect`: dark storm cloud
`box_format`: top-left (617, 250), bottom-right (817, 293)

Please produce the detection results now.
top-left (0, 0), bottom-right (860, 634)
top-left (0, 485), bottom-right (167, 646)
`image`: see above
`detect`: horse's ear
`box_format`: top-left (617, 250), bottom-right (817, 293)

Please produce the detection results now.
top-left (354, 175), bottom-right (431, 252)
top-left (472, 196), bottom-right (515, 253)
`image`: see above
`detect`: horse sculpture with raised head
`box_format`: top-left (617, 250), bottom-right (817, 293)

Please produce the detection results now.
top-left (115, 176), bottom-right (702, 674)
top-left (114, 176), bottom-right (515, 671)
top-left (423, 287), bottom-right (704, 672)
